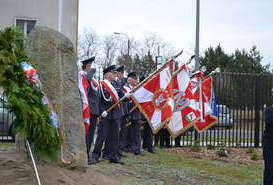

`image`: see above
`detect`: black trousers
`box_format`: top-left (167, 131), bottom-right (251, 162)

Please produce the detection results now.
top-left (102, 135), bottom-right (110, 157)
top-left (92, 118), bottom-right (120, 160)
top-left (175, 134), bottom-right (182, 147)
top-left (119, 117), bottom-right (130, 151)
top-left (142, 123), bottom-right (153, 150)
top-left (86, 116), bottom-right (97, 159)
top-left (157, 129), bottom-right (170, 147)
top-left (263, 139), bottom-right (273, 185)
top-left (129, 121), bottom-right (141, 154)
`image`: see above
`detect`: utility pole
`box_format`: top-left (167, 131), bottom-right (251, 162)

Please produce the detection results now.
top-left (194, 0), bottom-right (200, 70)
top-left (127, 39), bottom-right (130, 56)
top-left (194, 0), bottom-right (200, 143)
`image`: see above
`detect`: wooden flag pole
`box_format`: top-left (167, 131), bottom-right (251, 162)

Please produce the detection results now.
top-left (170, 55), bottom-right (195, 78)
top-left (129, 49), bottom-right (183, 94)
top-left (98, 50), bottom-right (183, 120)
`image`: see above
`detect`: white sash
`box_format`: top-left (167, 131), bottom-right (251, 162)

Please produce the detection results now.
top-left (100, 80), bottom-right (119, 103)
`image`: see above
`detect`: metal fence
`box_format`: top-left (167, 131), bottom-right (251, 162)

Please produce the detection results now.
top-left (177, 72), bottom-right (273, 148)
top-left (1, 72), bottom-right (272, 146)
top-left (0, 94), bottom-right (15, 143)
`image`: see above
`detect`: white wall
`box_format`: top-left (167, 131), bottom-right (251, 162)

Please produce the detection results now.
top-left (0, 0), bottom-right (78, 49)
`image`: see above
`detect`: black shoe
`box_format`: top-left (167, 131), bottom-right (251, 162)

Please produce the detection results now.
top-left (147, 149), bottom-right (155, 153)
top-left (109, 158), bottom-right (125, 165)
top-left (88, 157), bottom-right (99, 165)
top-left (134, 151), bottom-right (144, 156)
top-left (102, 155), bottom-right (111, 160)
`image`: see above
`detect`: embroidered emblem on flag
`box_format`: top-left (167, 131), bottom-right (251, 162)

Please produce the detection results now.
top-left (132, 61), bottom-right (174, 133)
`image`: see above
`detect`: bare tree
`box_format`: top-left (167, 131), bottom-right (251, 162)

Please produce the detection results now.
top-left (78, 29), bottom-right (178, 77)
top-left (142, 33), bottom-right (177, 60)
top-left (78, 28), bottom-right (100, 60)
top-left (142, 33), bottom-right (163, 56)
top-left (101, 35), bottom-right (119, 68)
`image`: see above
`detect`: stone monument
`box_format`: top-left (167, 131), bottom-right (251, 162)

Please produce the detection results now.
top-left (25, 26), bottom-right (86, 165)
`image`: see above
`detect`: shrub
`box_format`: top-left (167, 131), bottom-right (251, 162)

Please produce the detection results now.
top-left (207, 144), bottom-right (216, 150)
top-left (0, 27), bottom-right (60, 160)
top-left (216, 142), bottom-right (229, 157)
top-left (190, 139), bottom-right (201, 152)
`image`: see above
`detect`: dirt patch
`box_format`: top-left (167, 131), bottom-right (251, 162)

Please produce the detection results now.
top-left (38, 163), bottom-right (121, 185)
top-left (0, 146), bottom-right (263, 185)
top-left (0, 151), bottom-right (33, 185)
top-left (165, 147), bottom-right (263, 165)
top-left (0, 149), bottom-right (120, 185)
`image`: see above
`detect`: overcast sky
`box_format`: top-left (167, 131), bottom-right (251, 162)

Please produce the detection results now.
top-left (79, 0), bottom-right (273, 66)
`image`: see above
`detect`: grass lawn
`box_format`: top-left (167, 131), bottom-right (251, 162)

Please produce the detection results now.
top-left (91, 147), bottom-right (263, 185)
top-left (0, 142), bottom-right (15, 146)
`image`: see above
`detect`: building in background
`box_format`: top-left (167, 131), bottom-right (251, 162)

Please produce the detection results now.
top-left (0, 0), bottom-right (79, 50)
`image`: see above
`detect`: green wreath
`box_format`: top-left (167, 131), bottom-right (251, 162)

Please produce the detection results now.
top-left (0, 27), bottom-right (60, 160)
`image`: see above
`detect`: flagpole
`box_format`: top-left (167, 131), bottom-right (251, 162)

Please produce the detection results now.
top-left (194, 0), bottom-right (200, 70)
top-left (170, 55), bottom-right (195, 77)
top-left (194, 0), bottom-right (201, 143)
top-left (131, 49), bottom-right (183, 93)
top-left (98, 50), bottom-right (183, 119)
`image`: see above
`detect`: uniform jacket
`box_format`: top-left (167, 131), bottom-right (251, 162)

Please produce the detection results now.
top-left (86, 69), bottom-right (100, 116)
top-left (99, 79), bottom-right (123, 120)
top-left (127, 85), bottom-right (142, 122)
top-left (114, 78), bottom-right (128, 117)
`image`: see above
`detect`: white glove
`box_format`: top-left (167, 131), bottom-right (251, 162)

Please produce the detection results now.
top-left (91, 62), bottom-right (97, 69)
top-left (101, 111), bottom-right (108, 118)
top-left (125, 92), bottom-right (131, 98)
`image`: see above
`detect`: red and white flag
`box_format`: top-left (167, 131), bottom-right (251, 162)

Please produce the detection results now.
top-left (78, 71), bottom-right (90, 136)
top-left (131, 61), bottom-right (175, 133)
top-left (191, 72), bottom-right (218, 132)
top-left (167, 65), bottom-right (199, 136)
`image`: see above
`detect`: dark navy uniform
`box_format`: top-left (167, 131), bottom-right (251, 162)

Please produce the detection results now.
top-left (116, 75), bottom-right (131, 153)
top-left (175, 134), bottom-right (182, 147)
top-left (80, 57), bottom-right (99, 163)
top-left (263, 105), bottom-right (273, 185)
top-left (102, 79), bottom-right (125, 159)
top-left (85, 68), bottom-right (100, 162)
top-left (126, 72), bottom-right (143, 155)
top-left (91, 66), bottom-right (123, 164)
top-left (128, 103), bottom-right (142, 155)
top-left (155, 128), bottom-right (171, 148)
top-left (141, 118), bottom-right (154, 153)
top-left (119, 83), bottom-right (131, 152)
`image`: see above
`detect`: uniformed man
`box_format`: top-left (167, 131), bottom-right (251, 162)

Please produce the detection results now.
top-left (79, 57), bottom-right (99, 164)
top-left (116, 66), bottom-right (130, 153)
top-left (263, 103), bottom-right (273, 185)
top-left (141, 118), bottom-right (155, 153)
top-left (90, 65), bottom-right (124, 164)
top-left (116, 65), bottom-right (127, 87)
top-left (175, 134), bottom-right (182, 147)
top-left (101, 67), bottom-right (128, 159)
top-left (156, 128), bottom-right (171, 148)
top-left (127, 72), bottom-right (143, 155)
top-left (85, 57), bottom-right (100, 164)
